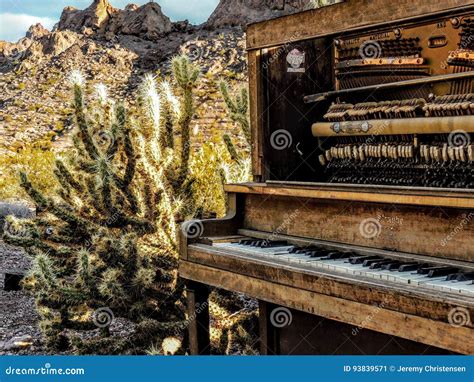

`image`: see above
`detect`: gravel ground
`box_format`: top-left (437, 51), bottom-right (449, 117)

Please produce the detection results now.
top-left (0, 240), bottom-right (31, 273)
top-left (0, 290), bottom-right (46, 355)
top-left (0, 239), bottom-right (137, 355)
top-left (0, 239), bottom-right (42, 354)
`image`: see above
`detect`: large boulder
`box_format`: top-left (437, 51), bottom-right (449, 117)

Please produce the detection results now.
top-left (108, 2), bottom-right (172, 41)
top-left (58, 0), bottom-right (116, 33)
top-left (58, 0), bottom-right (172, 40)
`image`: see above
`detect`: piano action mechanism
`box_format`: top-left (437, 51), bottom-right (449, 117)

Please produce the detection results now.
top-left (180, 0), bottom-right (474, 355)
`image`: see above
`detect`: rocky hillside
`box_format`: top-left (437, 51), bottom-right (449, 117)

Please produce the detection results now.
top-left (207, 0), bottom-right (313, 28)
top-left (0, 0), bottom-right (316, 155)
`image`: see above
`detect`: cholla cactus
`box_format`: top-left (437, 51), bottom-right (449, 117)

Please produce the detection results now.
top-left (304, 0), bottom-right (332, 10)
top-left (219, 81), bottom-right (251, 146)
top-left (218, 81), bottom-right (252, 184)
top-left (3, 56), bottom-right (201, 354)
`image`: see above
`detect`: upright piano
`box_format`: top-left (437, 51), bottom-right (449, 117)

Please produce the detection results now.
top-left (180, 0), bottom-right (474, 355)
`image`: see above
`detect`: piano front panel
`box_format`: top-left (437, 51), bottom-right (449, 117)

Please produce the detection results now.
top-left (242, 192), bottom-right (473, 262)
top-left (271, 307), bottom-right (454, 355)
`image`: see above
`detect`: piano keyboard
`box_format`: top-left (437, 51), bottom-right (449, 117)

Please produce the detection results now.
top-left (214, 240), bottom-right (474, 296)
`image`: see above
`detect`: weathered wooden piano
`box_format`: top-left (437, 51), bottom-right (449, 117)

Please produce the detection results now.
top-left (180, 0), bottom-right (474, 355)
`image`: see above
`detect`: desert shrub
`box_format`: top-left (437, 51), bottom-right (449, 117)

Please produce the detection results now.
top-left (0, 142), bottom-right (58, 200)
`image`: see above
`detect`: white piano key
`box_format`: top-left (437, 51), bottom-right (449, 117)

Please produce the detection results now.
top-left (285, 253), bottom-right (313, 263)
top-left (422, 279), bottom-right (462, 294)
top-left (455, 281), bottom-right (474, 296)
top-left (212, 242), bottom-right (474, 296)
top-left (412, 276), bottom-right (446, 287)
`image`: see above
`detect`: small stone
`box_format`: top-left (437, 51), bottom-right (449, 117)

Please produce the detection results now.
top-left (1, 335), bottom-right (33, 351)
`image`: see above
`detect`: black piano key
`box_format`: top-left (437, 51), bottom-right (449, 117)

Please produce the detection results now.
top-left (446, 273), bottom-right (460, 282)
top-left (369, 260), bottom-right (394, 269)
top-left (389, 262), bottom-right (421, 272)
top-left (308, 250), bottom-right (335, 258)
top-left (260, 240), bottom-right (288, 248)
top-left (321, 252), bottom-right (352, 260)
top-left (294, 246), bottom-right (322, 254)
top-left (381, 261), bottom-right (402, 271)
top-left (448, 272), bottom-right (474, 282)
top-left (239, 239), bottom-right (253, 245)
top-left (398, 263), bottom-right (425, 272)
top-left (362, 257), bottom-right (384, 267)
top-left (427, 267), bottom-right (459, 278)
top-left (349, 255), bottom-right (379, 265)
top-left (417, 265), bottom-right (432, 275)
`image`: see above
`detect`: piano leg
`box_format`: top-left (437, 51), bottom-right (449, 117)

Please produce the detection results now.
top-left (259, 301), bottom-right (280, 355)
top-left (186, 280), bottom-right (211, 355)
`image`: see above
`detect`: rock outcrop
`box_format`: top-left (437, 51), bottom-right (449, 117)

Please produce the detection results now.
top-left (206, 0), bottom-right (313, 28)
top-left (0, 24), bottom-right (50, 70)
top-left (25, 24), bottom-right (50, 40)
top-left (58, 0), bottom-right (173, 40)
top-left (58, 0), bottom-right (116, 33)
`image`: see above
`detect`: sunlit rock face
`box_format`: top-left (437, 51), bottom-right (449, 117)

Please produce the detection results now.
top-left (58, 0), bottom-right (172, 40)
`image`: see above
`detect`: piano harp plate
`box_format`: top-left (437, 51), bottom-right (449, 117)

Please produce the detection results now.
top-left (180, 237), bottom-right (474, 354)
